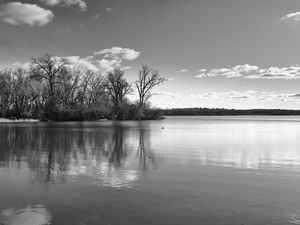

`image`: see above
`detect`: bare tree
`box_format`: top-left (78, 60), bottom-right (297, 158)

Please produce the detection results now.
top-left (10, 68), bottom-right (32, 116)
top-left (76, 70), bottom-right (107, 108)
top-left (106, 68), bottom-right (131, 107)
top-left (135, 65), bottom-right (166, 119)
top-left (58, 67), bottom-right (80, 107)
top-left (0, 70), bottom-right (13, 116)
top-left (77, 70), bottom-right (94, 106)
top-left (87, 72), bottom-right (107, 108)
top-left (0, 68), bottom-right (33, 117)
top-left (0, 53), bottom-right (167, 120)
top-left (105, 68), bottom-right (131, 119)
top-left (31, 54), bottom-right (68, 99)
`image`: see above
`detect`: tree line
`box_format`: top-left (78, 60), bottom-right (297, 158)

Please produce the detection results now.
top-left (162, 107), bottom-right (300, 116)
top-left (0, 54), bottom-right (166, 121)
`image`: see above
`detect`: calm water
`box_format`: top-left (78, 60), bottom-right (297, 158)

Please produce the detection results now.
top-left (1, 116), bottom-right (300, 225)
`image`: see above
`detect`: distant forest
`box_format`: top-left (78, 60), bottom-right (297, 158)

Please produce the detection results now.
top-left (0, 54), bottom-right (166, 121)
top-left (162, 108), bottom-right (300, 116)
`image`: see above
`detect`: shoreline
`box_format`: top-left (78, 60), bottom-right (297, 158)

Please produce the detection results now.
top-left (164, 114), bottom-right (300, 116)
top-left (1, 115), bottom-right (300, 124)
top-left (0, 117), bottom-right (165, 123)
top-left (0, 118), bottom-right (40, 123)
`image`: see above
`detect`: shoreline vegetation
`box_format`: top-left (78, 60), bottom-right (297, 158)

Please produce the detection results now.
top-left (162, 108), bottom-right (300, 116)
top-left (2, 107), bottom-right (300, 123)
top-left (0, 54), bottom-right (166, 121)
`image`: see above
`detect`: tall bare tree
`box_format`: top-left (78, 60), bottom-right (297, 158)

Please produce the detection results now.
top-left (105, 68), bottom-right (131, 119)
top-left (0, 70), bottom-right (13, 116)
top-left (58, 67), bottom-right (81, 107)
top-left (0, 68), bottom-right (33, 117)
top-left (87, 72), bottom-right (107, 108)
top-left (10, 68), bottom-right (32, 116)
top-left (31, 54), bottom-right (68, 99)
top-left (135, 65), bottom-right (166, 119)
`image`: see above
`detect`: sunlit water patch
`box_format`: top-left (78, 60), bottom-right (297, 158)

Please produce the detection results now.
top-left (287, 213), bottom-right (300, 224)
top-left (0, 205), bottom-right (51, 225)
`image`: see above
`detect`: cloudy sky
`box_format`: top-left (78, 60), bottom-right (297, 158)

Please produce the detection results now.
top-left (1, 0), bottom-right (300, 109)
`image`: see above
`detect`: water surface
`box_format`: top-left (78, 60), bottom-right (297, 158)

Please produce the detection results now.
top-left (1, 116), bottom-right (300, 225)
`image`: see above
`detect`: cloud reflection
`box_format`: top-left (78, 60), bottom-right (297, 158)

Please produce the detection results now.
top-left (159, 118), bottom-right (300, 171)
top-left (287, 213), bottom-right (300, 224)
top-left (0, 205), bottom-right (51, 225)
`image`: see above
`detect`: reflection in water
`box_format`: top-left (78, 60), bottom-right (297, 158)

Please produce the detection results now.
top-left (136, 129), bottom-right (160, 171)
top-left (1, 118), bottom-right (300, 225)
top-left (0, 205), bottom-right (51, 225)
top-left (65, 125), bottom-right (141, 188)
top-left (0, 122), bottom-right (160, 188)
top-left (288, 213), bottom-right (300, 225)
top-left (1, 117), bottom-right (300, 178)
top-left (159, 117), bottom-right (300, 171)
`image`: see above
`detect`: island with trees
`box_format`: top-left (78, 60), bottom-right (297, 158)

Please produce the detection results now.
top-left (0, 54), bottom-right (166, 121)
top-left (1, 54), bottom-right (300, 122)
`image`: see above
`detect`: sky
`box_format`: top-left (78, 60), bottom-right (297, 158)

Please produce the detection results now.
top-left (1, 0), bottom-right (300, 109)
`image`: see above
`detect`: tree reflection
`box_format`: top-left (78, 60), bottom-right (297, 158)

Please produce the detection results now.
top-left (106, 125), bottom-right (128, 167)
top-left (136, 128), bottom-right (159, 171)
top-left (0, 122), bottom-right (161, 187)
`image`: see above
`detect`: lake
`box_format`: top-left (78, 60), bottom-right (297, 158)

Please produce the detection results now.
top-left (1, 116), bottom-right (300, 225)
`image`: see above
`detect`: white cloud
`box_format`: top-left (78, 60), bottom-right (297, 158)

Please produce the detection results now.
top-left (0, 2), bottom-right (54, 26)
top-left (94, 47), bottom-right (140, 61)
top-left (191, 90), bottom-right (300, 103)
top-left (195, 73), bottom-right (206, 78)
top-left (233, 64), bottom-right (258, 73)
top-left (152, 91), bottom-right (181, 98)
top-left (281, 12), bottom-right (300, 22)
top-left (39, 0), bottom-right (87, 11)
top-left (8, 47), bottom-right (140, 73)
top-left (196, 64), bottom-right (300, 79)
top-left (97, 58), bottom-right (122, 72)
top-left (59, 56), bottom-right (120, 72)
top-left (207, 64), bottom-right (258, 78)
top-left (58, 47), bottom-right (140, 73)
top-left (64, 56), bottom-right (98, 71)
top-left (176, 69), bottom-right (189, 73)
top-left (200, 90), bottom-right (258, 100)
top-left (0, 61), bottom-right (32, 71)
top-left (11, 62), bottom-right (32, 70)
top-left (247, 66), bottom-right (300, 79)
